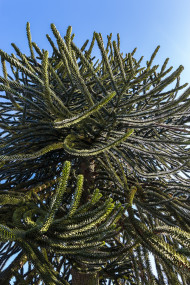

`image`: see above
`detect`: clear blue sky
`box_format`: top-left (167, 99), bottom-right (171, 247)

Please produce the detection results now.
top-left (0, 0), bottom-right (190, 85)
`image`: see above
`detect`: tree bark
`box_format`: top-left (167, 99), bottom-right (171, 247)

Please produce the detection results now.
top-left (71, 268), bottom-right (99, 285)
top-left (71, 157), bottom-right (99, 285)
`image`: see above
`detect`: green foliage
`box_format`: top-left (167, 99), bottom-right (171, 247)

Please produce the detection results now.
top-left (0, 161), bottom-right (124, 284)
top-left (0, 22), bottom-right (190, 284)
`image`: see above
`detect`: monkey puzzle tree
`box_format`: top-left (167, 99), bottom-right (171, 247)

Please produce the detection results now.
top-left (0, 23), bottom-right (190, 285)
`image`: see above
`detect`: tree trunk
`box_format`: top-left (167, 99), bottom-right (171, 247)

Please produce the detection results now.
top-left (71, 268), bottom-right (99, 285)
top-left (71, 157), bottom-right (99, 285)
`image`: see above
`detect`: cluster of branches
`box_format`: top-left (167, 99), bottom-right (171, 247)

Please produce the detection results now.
top-left (0, 22), bottom-right (190, 284)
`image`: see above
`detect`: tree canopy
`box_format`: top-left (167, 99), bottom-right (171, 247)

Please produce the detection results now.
top-left (0, 23), bottom-right (190, 284)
